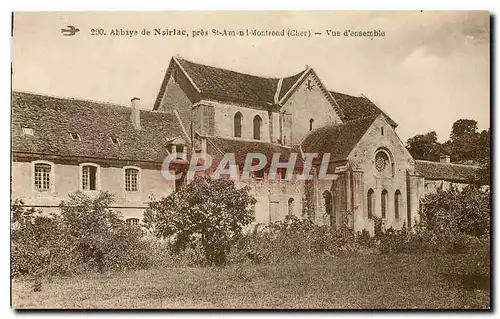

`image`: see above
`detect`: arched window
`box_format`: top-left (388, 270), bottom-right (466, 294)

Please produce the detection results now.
top-left (253, 115), bottom-right (262, 140)
top-left (309, 118), bottom-right (314, 131)
top-left (394, 190), bottom-right (401, 219)
top-left (381, 189), bottom-right (388, 219)
top-left (323, 191), bottom-right (332, 215)
top-left (367, 189), bottom-right (375, 219)
top-left (323, 190), bottom-right (334, 227)
top-left (234, 112), bottom-right (243, 137)
top-left (287, 198), bottom-right (295, 216)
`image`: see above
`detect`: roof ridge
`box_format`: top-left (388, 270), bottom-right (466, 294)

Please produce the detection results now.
top-left (13, 90), bottom-right (128, 108)
top-left (329, 90), bottom-right (362, 98)
top-left (176, 56), bottom-right (304, 81)
top-left (13, 90), bottom-right (176, 117)
top-left (415, 159), bottom-right (480, 168)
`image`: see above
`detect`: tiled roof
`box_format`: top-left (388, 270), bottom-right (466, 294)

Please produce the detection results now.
top-left (414, 160), bottom-right (479, 183)
top-left (330, 91), bottom-right (398, 127)
top-left (12, 91), bottom-right (184, 163)
top-left (177, 58), bottom-right (307, 108)
top-left (278, 70), bottom-right (308, 100)
top-left (300, 115), bottom-right (378, 162)
top-left (205, 136), bottom-right (303, 170)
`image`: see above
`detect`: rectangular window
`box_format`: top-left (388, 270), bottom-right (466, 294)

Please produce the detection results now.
top-left (82, 166), bottom-right (97, 190)
top-left (34, 164), bottom-right (51, 190)
top-left (126, 218), bottom-right (139, 226)
top-left (125, 168), bottom-right (139, 192)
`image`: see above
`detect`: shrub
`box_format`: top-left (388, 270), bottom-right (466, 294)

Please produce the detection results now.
top-left (232, 215), bottom-right (360, 264)
top-left (144, 176), bottom-right (256, 266)
top-left (379, 225), bottom-right (478, 255)
top-left (59, 191), bottom-right (150, 272)
top-left (419, 185), bottom-right (490, 238)
top-left (378, 185), bottom-right (490, 255)
top-left (11, 200), bottom-right (68, 278)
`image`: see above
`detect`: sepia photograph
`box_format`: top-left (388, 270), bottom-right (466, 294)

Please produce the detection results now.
top-left (10, 11), bottom-right (490, 309)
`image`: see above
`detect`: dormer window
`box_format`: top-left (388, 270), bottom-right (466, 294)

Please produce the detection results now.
top-left (254, 169), bottom-right (265, 180)
top-left (171, 144), bottom-right (186, 160)
top-left (22, 127), bottom-right (34, 136)
top-left (110, 136), bottom-right (120, 145)
top-left (70, 133), bottom-right (81, 141)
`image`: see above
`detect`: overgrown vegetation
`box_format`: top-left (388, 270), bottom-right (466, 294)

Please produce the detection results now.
top-left (12, 178), bottom-right (490, 307)
top-left (11, 192), bottom-right (149, 282)
top-left (378, 185), bottom-right (490, 254)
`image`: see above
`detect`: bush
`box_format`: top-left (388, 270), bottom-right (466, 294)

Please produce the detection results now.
top-left (378, 185), bottom-right (490, 255)
top-left (11, 200), bottom-right (68, 278)
top-left (144, 177), bottom-right (256, 266)
top-left (379, 225), bottom-right (479, 255)
top-left (420, 185), bottom-right (490, 238)
top-left (231, 215), bottom-right (360, 264)
top-left (12, 192), bottom-right (152, 279)
top-left (59, 191), bottom-right (150, 272)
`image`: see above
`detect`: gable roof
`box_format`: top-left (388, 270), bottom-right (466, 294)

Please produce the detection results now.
top-left (153, 57), bottom-right (308, 111)
top-left (414, 160), bottom-right (479, 183)
top-left (300, 115), bottom-right (378, 162)
top-left (154, 57), bottom-right (398, 128)
top-left (278, 69), bottom-right (308, 101)
top-left (12, 91), bottom-right (184, 163)
top-left (330, 91), bottom-right (398, 127)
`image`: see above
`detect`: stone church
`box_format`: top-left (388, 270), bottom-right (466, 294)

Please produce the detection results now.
top-left (11, 56), bottom-right (479, 233)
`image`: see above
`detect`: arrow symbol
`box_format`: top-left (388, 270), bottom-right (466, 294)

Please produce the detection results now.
top-left (61, 25), bottom-right (80, 36)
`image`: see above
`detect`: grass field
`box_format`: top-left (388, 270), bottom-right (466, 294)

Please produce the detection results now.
top-left (12, 252), bottom-right (490, 309)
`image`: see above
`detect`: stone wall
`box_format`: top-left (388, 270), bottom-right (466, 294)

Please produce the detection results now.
top-left (280, 72), bottom-right (342, 145)
top-left (159, 70), bottom-right (196, 140)
top-left (11, 160), bottom-right (175, 220)
top-left (347, 115), bottom-right (416, 232)
top-left (240, 174), bottom-right (305, 223)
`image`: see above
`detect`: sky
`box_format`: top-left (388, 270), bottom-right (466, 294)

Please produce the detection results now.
top-left (12, 11), bottom-right (490, 142)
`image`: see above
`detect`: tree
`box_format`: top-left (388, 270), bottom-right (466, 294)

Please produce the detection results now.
top-left (474, 129), bottom-right (490, 185)
top-left (406, 131), bottom-right (443, 161)
top-left (144, 176), bottom-right (256, 266)
top-left (449, 119), bottom-right (480, 162)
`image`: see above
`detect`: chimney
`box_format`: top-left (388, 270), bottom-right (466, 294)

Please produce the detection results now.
top-left (439, 155), bottom-right (450, 164)
top-left (130, 97), bottom-right (141, 130)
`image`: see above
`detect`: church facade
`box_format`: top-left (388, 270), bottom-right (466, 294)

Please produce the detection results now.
top-left (11, 56), bottom-right (480, 233)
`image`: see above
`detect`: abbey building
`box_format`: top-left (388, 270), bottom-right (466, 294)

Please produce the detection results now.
top-left (11, 56), bottom-right (479, 233)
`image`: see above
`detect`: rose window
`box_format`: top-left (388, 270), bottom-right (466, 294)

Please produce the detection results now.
top-left (375, 152), bottom-right (389, 172)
